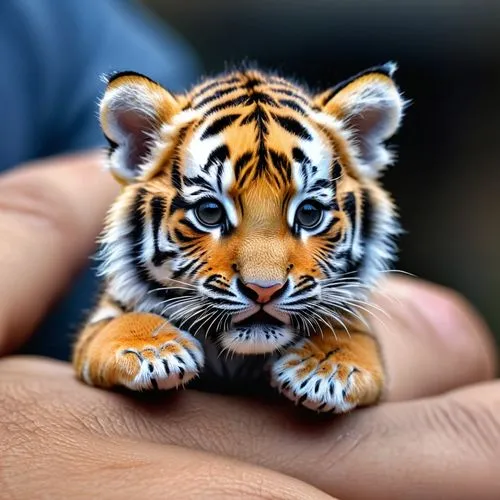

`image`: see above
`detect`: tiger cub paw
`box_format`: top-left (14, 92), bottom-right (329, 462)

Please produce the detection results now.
top-left (115, 328), bottom-right (204, 391)
top-left (270, 336), bottom-right (382, 413)
top-left (80, 313), bottom-right (204, 391)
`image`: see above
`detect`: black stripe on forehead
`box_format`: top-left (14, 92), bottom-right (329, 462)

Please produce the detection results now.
top-left (268, 86), bottom-right (310, 105)
top-left (201, 114), bottom-right (240, 140)
top-left (234, 152), bottom-right (253, 180)
top-left (242, 75), bottom-right (264, 89)
top-left (241, 105), bottom-right (269, 179)
top-left (272, 114), bottom-right (312, 141)
top-left (248, 92), bottom-right (278, 107)
top-left (202, 144), bottom-right (229, 173)
top-left (183, 175), bottom-right (213, 190)
top-left (194, 86), bottom-right (240, 108)
top-left (202, 89), bottom-right (277, 117)
top-left (204, 94), bottom-right (248, 116)
top-left (191, 76), bottom-right (241, 100)
top-left (269, 149), bottom-right (292, 186)
top-left (278, 98), bottom-right (307, 115)
top-left (292, 147), bottom-right (314, 191)
top-left (237, 165), bottom-right (252, 190)
top-left (292, 147), bottom-right (306, 163)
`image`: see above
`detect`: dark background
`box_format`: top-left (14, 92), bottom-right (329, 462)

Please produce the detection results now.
top-left (145, 0), bottom-right (500, 339)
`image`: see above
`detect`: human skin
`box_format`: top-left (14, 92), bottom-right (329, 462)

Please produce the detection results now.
top-left (0, 152), bottom-right (498, 500)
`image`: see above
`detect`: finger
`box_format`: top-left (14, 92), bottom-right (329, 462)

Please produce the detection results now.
top-left (222, 380), bottom-right (500, 500)
top-left (4, 440), bottom-right (333, 500)
top-left (0, 367), bottom-right (332, 500)
top-left (370, 276), bottom-right (497, 400)
top-left (0, 151), bottom-right (118, 355)
top-left (287, 381), bottom-right (500, 500)
top-left (5, 357), bottom-right (500, 500)
top-left (84, 379), bottom-right (500, 500)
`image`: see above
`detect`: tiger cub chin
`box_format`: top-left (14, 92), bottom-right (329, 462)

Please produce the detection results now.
top-left (73, 63), bottom-right (406, 413)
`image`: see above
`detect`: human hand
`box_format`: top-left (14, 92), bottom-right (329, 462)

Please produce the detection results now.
top-left (2, 279), bottom-right (498, 500)
top-left (0, 153), bottom-right (330, 499)
top-left (1, 152), bottom-right (498, 500)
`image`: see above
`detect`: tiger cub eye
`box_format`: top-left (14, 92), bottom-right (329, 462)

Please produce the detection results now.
top-left (195, 201), bottom-right (224, 227)
top-left (296, 202), bottom-right (323, 229)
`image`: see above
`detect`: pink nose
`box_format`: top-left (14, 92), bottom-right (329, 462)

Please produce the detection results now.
top-left (245, 282), bottom-right (285, 304)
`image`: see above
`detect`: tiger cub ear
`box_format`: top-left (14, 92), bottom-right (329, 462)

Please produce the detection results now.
top-left (315, 62), bottom-right (407, 177)
top-left (99, 71), bottom-right (181, 183)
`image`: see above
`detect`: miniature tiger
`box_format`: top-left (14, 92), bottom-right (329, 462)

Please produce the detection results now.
top-left (72, 63), bottom-right (406, 413)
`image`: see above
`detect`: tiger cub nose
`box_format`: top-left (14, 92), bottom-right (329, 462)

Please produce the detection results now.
top-left (237, 279), bottom-right (286, 304)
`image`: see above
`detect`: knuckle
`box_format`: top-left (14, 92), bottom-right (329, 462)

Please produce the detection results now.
top-left (428, 396), bottom-right (500, 460)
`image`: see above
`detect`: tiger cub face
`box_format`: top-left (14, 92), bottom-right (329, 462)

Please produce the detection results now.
top-left (99, 64), bottom-right (406, 354)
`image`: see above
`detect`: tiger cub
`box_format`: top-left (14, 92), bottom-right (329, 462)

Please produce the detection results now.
top-left (73, 63), bottom-right (405, 413)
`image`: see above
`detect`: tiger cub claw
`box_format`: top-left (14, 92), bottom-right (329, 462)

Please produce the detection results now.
top-left (117, 328), bottom-right (204, 391)
top-left (79, 313), bottom-right (204, 391)
top-left (270, 336), bottom-right (382, 413)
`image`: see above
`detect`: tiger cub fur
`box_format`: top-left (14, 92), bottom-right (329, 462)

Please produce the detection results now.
top-left (73, 63), bottom-right (405, 413)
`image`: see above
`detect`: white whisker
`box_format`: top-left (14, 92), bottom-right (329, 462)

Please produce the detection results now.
top-left (167, 301), bottom-right (205, 323)
top-left (309, 303), bottom-right (351, 336)
top-left (204, 309), bottom-right (227, 338)
top-left (176, 304), bottom-right (208, 330)
top-left (320, 296), bottom-right (371, 327)
top-left (301, 306), bottom-right (338, 339)
top-left (159, 297), bottom-right (200, 317)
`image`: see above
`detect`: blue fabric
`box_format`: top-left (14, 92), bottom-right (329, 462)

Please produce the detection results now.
top-left (0, 0), bottom-right (201, 359)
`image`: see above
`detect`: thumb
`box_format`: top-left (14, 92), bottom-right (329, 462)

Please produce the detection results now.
top-left (0, 151), bottom-right (118, 355)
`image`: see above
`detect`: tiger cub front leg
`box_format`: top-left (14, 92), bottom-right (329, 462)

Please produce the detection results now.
top-left (270, 327), bottom-right (383, 413)
top-left (72, 297), bottom-right (204, 391)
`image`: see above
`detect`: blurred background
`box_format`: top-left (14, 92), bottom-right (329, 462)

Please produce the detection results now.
top-left (144, 0), bottom-right (500, 338)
